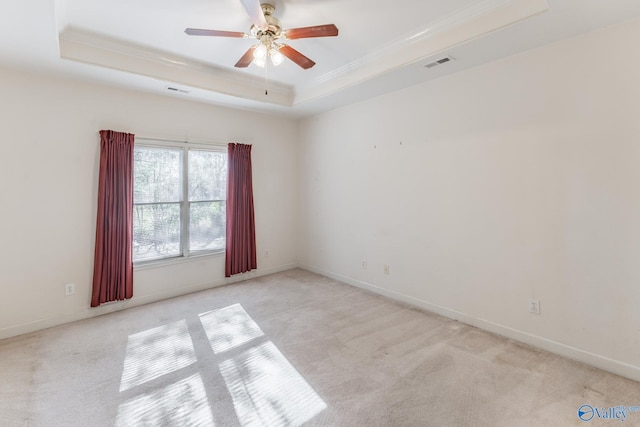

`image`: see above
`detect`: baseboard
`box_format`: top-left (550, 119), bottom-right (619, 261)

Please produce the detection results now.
top-left (0, 263), bottom-right (299, 341)
top-left (299, 264), bottom-right (640, 383)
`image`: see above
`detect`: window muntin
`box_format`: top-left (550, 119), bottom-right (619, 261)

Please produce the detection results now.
top-left (133, 144), bottom-right (226, 263)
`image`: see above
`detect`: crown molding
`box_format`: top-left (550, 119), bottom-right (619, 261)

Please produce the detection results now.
top-left (57, 0), bottom-right (549, 110)
top-left (294, 0), bottom-right (549, 105)
top-left (59, 27), bottom-right (294, 107)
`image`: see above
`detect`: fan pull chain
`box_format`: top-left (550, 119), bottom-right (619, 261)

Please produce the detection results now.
top-left (264, 62), bottom-right (269, 95)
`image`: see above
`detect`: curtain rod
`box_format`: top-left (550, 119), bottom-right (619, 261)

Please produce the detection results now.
top-left (135, 136), bottom-right (227, 147)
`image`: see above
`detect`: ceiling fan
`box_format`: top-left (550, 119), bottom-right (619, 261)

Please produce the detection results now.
top-left (185, 0), bottom-right (338, 70)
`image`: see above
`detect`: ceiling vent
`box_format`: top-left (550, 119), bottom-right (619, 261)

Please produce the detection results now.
top-left (166, 86), bottom-right (190, 94)
top-left (424, 55), bottom-right (454, 69)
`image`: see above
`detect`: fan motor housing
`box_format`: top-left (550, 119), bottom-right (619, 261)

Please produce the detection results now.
top-left (250, 3), bottom-right (281, 37)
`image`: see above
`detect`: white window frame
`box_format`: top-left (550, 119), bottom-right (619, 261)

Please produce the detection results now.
top-left (133, 139), bottom-right (227, 267)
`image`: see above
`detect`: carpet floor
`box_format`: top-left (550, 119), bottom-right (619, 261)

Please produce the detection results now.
top-left (1, 269), bottom-right (638, 426)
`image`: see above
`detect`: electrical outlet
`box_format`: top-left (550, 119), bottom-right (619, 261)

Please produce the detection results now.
top-left (528, 299), bottom-right (540, 315)
top-left (65, 283), bottom-right (76, 296)
top-left (383, 264), bottom-right (390, 275)
top-left (361, 260), bottom-right (367, 270)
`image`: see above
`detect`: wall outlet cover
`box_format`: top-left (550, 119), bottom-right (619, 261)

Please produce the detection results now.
top-left (528, 299), bottom-right (541, 315)
top-left (65, 283), bottom-right (76, 296)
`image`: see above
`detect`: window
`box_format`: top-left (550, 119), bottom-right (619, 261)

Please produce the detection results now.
top-left (133, 143), bottom-right (227, 263)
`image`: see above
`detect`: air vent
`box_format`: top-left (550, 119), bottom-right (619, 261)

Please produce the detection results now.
top-left (424, 55), bottom-right (454, 69)
top-left (166, 86), bottom-right (190, 94)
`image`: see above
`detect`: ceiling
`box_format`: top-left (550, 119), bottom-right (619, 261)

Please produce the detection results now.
top-left (2, 0), bottom-right (640, 117)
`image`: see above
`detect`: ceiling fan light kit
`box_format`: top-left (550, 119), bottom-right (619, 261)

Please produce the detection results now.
top-left (185, 1), bottom-right (338, 70)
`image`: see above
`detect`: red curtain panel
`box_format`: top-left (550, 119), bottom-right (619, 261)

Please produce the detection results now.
top-left (225, 143), bottom-right (257, 277)
top-left (91, 130), bottom-right (134, 307)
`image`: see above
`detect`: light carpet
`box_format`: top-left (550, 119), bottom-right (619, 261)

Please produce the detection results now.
top-left (1, 269), bottom-right (638, 426)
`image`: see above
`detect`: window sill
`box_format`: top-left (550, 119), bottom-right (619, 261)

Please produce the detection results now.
top-left (133, 250), bottom-right (224, 271)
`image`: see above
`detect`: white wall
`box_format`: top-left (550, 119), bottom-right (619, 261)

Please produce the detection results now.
top-left (298, 17), bottom-right (640, 380)
top-left (0, 69), bottom-right (298, 338)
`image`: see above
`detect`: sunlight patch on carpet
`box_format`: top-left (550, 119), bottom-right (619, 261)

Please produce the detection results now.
top-left (119, 319), bottom-right (196, 392)
top-left (200, 303), bottom-right (264, 354)
top-left (116, 373), bottom-right (214, 426)
top-left (219, 341), bottom-right (327, 426)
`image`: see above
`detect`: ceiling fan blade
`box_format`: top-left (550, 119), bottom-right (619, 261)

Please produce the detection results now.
top-left (284, 24), bottom-right (339, 40)
top-left (235, 46), bottom-right (256, 68)
top-left (185, 28), bottom-right (247, 38)
top-left (279, 45), bottom-right (315, 69)
top-left (239, 0), bottom-right (268, 28)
